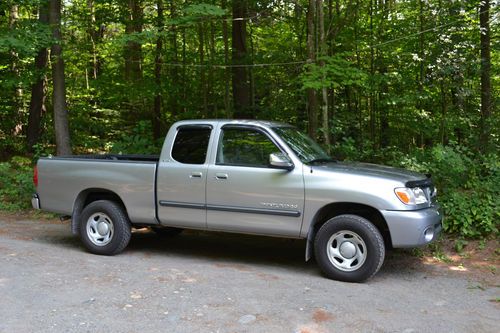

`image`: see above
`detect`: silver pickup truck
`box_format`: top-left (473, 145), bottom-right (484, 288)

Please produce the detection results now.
top-left (33, 119), bottom-right (442, 282)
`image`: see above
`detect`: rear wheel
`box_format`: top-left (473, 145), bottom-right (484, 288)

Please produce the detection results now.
top-left (314, 214), bottom-right (385, 282)
top-left (79, 200), bottom-right (131, 255)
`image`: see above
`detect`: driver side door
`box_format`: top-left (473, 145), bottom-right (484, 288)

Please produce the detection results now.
top-left (206, 126), bottom-right (304, 237)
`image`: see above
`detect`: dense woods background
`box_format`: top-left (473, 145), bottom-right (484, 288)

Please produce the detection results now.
top-left (0, 0), bottom-right (498, 238)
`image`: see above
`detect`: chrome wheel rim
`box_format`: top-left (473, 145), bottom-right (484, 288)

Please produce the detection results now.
top-left (86, 212), bottom-right (114, 246)
top-left (326, 230), bottom-right (367, 272)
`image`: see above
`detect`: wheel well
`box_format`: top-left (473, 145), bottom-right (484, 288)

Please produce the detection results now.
top-left (71, 189), bottom-right (127, 235)
top-left (309, 202), bottom-right (392, 248)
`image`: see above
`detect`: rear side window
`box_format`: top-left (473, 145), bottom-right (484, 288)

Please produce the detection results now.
top-left (171, 126), bottom-right (211, 164)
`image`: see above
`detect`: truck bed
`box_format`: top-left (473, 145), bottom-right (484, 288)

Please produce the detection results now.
top-left (37, 155), bottom-right (158, 224)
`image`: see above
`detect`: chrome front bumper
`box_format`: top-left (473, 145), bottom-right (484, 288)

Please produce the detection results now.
top-left (381, 204), bottom-right (443, 248)
top-left (31, 193), bottom-right (41, 210)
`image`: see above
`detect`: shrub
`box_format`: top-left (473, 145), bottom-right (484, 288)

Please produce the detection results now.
top-left (110, 120), bottom-right (161, 155)
top-left (389, 146), bottom-right (499, 238)
top-left (0, 156), bottom-right (35, 211)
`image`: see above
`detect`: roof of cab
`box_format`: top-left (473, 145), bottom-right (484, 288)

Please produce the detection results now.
top-left (173, 119), bottom-right (292, 128)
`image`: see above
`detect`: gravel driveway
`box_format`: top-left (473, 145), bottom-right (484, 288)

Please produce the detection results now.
top-left (0, 217), bottom-right (498, 333)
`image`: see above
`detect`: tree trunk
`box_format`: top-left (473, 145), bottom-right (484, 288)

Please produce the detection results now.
top-left (86, 0), bottom-right (102, 79)
top-left (479, 0), bottom-right (492, 151)
top-left (208, 21), bottom-right (216, 117)
top-left (378, 1), bottom-right (389, 148)
top-left (153, 0), bottom-right (164, 140)
top-left (417, 0), bottom-right (425, 147)
top-left (317, 0), bottom-right (330, 148)
top-left (49, 0), bottom-right (72, 155)
top-left (182, 28), bottom-right (187, 112)
top-left (169, 1), bottom-right (179, 117)
top-left (222, 0), bottom-right (231, 117)
top-left (27, 3), bottom-right (49, 151)
top-left (232, 0), bottom-right (251, 118)
top-left (10, 4), bottom-right (23, 132)
top-left (306, 0), bottom-right (318, 138)
top-left (124, 0), bottom-right (143, 82)
top-left (440, 81), bottom-right (447, 145)
top-left (199, 23), bottom-right (208, 116)
top-left (369, 0), bottom-right (375, 146)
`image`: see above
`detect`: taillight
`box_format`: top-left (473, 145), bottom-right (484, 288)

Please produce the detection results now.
top-left (33, 166), bottom-right (38, 187)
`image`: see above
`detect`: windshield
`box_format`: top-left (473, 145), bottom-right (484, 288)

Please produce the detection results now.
top-left (272, 127), bottom-right (331, 164)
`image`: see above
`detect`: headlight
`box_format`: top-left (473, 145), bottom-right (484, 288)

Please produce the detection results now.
top-left (394, 187), bottom-right (428, 205)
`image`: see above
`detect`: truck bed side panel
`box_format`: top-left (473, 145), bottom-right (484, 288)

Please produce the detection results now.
top-left (37, 158), bottom-right (157, 224)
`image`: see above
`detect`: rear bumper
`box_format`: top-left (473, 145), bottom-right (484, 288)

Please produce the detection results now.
top-left (381, 205), bottom-right (443, 248)
top-left (31, 193), bottom-right (41, 210)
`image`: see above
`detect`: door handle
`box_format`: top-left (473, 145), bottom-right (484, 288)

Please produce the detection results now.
top-left (215, 173), bottom-right (228, 180)
top-left (190, 172), bottom-right (202, 178)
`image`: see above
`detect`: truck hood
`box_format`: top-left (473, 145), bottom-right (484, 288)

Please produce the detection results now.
top-left (311, 161), bottom-right (426, 184)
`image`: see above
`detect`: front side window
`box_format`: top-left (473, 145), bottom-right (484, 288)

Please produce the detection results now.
top-left (217, 127), bottom-right (282, 168)
top-left (171, 126), bottom-right (211, 164)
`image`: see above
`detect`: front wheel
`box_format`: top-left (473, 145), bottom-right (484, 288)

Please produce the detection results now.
top-left (314, 214), bottom-right (385, 282)
top-left (79, 200), bottom-right (131, 255)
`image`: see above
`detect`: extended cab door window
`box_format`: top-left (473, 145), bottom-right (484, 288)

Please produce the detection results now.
top-left (157, 125), bottom-right (212, 229)
top-left (216, 127), bottom-right (281, 167)
top-left (172, 126), bottom-right (211, 164)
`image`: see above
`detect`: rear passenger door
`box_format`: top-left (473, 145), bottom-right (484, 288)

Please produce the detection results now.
top-left (156, 125), bottom-right (212, 229)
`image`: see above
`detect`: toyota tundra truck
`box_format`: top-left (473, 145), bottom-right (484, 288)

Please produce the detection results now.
top-left (32, 119), bottom-right (442, 282)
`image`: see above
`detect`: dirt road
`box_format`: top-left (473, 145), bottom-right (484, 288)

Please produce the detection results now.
top-left (0, 215), bottom-right (498, 332)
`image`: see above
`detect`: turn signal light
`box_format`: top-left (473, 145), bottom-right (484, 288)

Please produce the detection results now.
top-left (395, 189), bottom-right (411, 204)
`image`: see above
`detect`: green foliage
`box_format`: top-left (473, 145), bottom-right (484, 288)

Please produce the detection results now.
top-left (110, 121), bottom-right (161, 155)
top-left (0, 156), bottom-right (34, 211)
top-left (301, 54), bottom-right (367, 90)
top-left (172, 3), bottom-right (226, 26)
top-left (389, 146), bottom-right (499, 238)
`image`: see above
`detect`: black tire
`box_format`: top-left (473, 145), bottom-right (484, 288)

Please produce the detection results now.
top-left (151, 226), bottom-right (183, 237)
top-left (79, 200), bottom-right (131, 255)
top-left (314, 214), bottom-right (385, 282)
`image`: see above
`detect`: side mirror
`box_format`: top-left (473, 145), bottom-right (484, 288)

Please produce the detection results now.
top-left (269, 153), bottom-right (294, 171)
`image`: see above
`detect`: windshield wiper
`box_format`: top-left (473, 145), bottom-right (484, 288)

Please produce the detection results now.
top-left (306, 158), bottom-right (337, 165)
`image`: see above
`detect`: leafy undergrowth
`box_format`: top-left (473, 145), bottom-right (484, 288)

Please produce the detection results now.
top-left (0, 156), bottom-right (34, 211)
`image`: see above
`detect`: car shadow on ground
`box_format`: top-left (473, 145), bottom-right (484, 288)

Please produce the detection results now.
top-left (21, 224), bottom-right (432, 281)
top-left (130, 229), bottom-right (430, 280)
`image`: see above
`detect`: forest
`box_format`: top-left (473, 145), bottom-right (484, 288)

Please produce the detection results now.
top-left (0, 0), bottom-right (498, 239)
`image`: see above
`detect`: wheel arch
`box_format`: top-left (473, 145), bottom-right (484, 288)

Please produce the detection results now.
top-left (71, 188), bottom-right (127, 235)
top-left (305, 202), bottom-right (392, 261)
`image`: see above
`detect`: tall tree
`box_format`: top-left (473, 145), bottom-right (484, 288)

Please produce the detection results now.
top-left (124, 0), bottom-right (143, 81)
top-left (86, 0), bottom-right (103, 80)
top-left (49, 0), bottom-right (72, 155)
top-left (232, 0), bottom-right (251, 118)
top-left (168, 0), bottom-right (179, 117)
top-left (222, 0), bottom-right (231, 117)
top-left (9, 3), bottom-right (22, 129)
top-left (153, 0), bottom-right (164, 140)
top-left (306, 0), bottom-right (318, 137)
top-left (317, 0), bottom-right (330, 148)
top-left (27, 2), bottom-right (49, 151)
top-left (479, 0), bottom-right (492, 151)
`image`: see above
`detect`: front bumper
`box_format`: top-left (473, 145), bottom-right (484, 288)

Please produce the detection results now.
top-left (31, 193), bottom-right (41, 210)
top-left (381, 204), bottom-right (443, 248)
